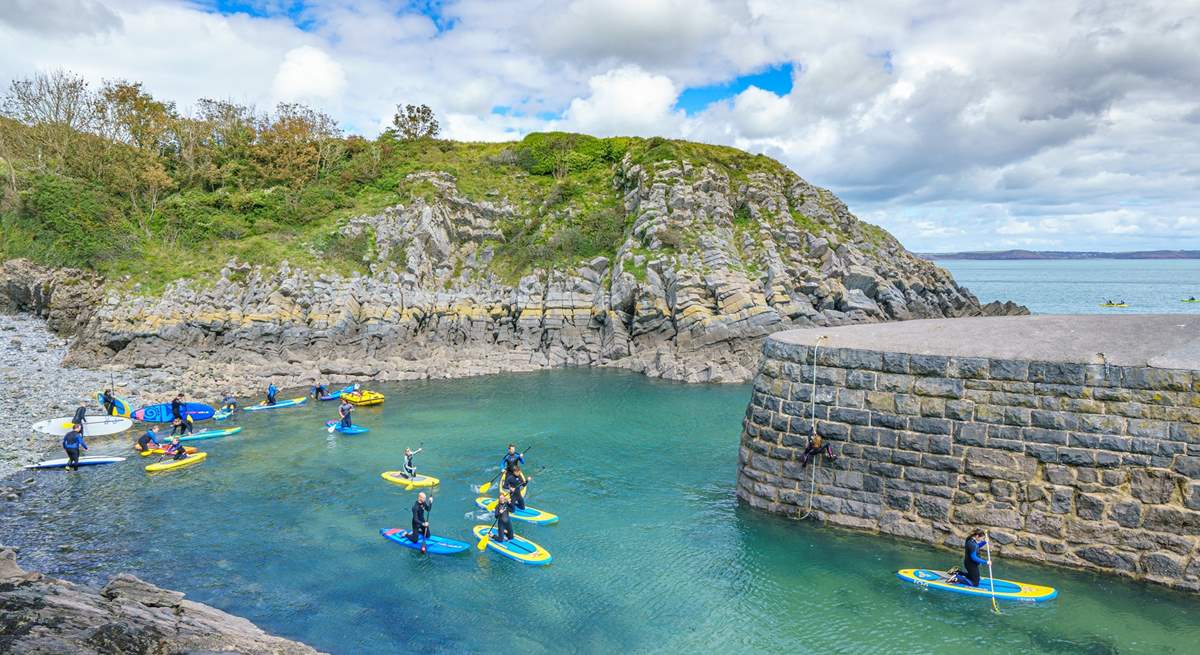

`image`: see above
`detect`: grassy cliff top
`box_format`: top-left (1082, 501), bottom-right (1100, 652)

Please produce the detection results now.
top-left (0, 115), bottom-right (804, 292)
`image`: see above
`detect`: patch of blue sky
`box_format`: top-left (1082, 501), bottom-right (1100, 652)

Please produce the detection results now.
top-left (202, 1), bottom-right (455, 33)
top-left (674, 62), bottom-right (795, 115)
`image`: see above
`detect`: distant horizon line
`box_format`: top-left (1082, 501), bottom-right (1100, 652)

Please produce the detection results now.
top-left (919, 249), bottom-right (1200, 260)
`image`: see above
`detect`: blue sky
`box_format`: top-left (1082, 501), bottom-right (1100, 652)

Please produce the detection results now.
top-left (1, 0), bottom-right (1197, 252)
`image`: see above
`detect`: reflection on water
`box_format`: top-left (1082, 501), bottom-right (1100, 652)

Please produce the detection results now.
top-left (3, 370), bottom-right (1197, 654)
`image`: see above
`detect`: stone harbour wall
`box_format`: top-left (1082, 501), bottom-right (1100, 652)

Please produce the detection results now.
top-left (737, 326), bottom-right (1200, 591)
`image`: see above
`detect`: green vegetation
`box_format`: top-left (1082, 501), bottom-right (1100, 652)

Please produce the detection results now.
top-left (0, 70), bottom-right (820, 293)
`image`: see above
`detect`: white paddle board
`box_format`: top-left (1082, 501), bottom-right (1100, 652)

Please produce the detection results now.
top-left (31, 415), bottom-right (133, 437)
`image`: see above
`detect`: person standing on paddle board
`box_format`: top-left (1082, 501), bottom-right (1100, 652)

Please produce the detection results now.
top-left (338, 399), bottom-right (353, 429)
top-left (493, 491), bottom-right (514, 543)
top-left (135, 427), bottom-right (160, 452)
top-left (409, 492), bottom-right (433, 550)
top-left (171, 394), bottom-right (187, 422)
top-left (500, 443), bottom-right (525, 472)
top-left (267, 383), bottom-right (278, 405)
top-left (503, 463), bottom-right (532, 510)
top-left (957, 529), bottom-right (988, 587)
top-left (101, 389), bottom-right (117, 416)
top-left (402, 447), bottom-right (422, 479)
top-left (72, 401), bottom-right (89, 435)
top-left (62, 428), bottom-right (87, 471)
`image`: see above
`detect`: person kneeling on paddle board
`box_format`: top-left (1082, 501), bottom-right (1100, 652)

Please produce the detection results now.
top-left (164, 437), bottom-right (188, 461)
top-left (401, 447), bottom-right (422, 478)
top-left (221, 392), bottom-right (237, 412)
top-left (952, 529), bottom-right (988, 587)
top-left (311, 381), bottom-right (327, 399)
top-left (101, 389), bottom-right (117, 416)
top-left (72, 402), bottom-right (89, 435)
top-left (500, 443), bottom-right (524, 472)
top-left (409, 492), bottom-right (433, 551)
top-left (266, 383), bottom-right (278, 405)
top-left (503, 463), bottom-right (532, 511)
top-left (799, 434), bottom-right (837, 468)
top-left (135, 428), bottom-right (160, 452)
top-left (338, 399), bottom-right (353, 429)
top-left (62, 427), bottom-right (87, 471)
top-left (494, 491), bottom-right (515, 543)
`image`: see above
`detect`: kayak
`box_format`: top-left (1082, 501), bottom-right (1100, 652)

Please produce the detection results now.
top-left (145, 452), bottom-right (207, 473)
top-left (380, 471), bottom-right (439, 488)
top-left (343, 390), bottom-right (385, 406)
top-left (132, 402), bottom-right (215, 423)
top-left (896, 569), bottom-right (1057, 602)
top-left (138, 446), bottom-right (197, 457)
top-left (317, 385), bottom-right (356, 401)
top-left (379, 528), bottom-right (470, 555)
top-left (475, 497), bottom-right (559, 525)
top-left (1183, 299), bottom-right (1200, 303)
top-left (471, 526), bottom-right (552, 566)
top-left (172, 426), bottom-right (243, 442)
top-left (243, 397), bottom-right (307, 411)
top-left (325, 420), bottom-right (368, 435)
top-left (213, 407), bottom-right (235, 421)
top-left (24, 456), bottom-right (126, 469)
top-left (1100, 303), bottom-right (1128, 308)
top-left (32, 415), bottom-right (133, 437)
top-left (95, 393), bottom-right (132, 417)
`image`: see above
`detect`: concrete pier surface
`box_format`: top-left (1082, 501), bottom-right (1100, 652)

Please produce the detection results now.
top-left (773, 315), bottom-right (1200, 369)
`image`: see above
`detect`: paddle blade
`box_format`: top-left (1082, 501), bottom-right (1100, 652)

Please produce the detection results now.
top-left (476, 534), bottom-right (490, 551)
top-left (327, 425), bottom-right (336, 433)
top-left (478, 481), bottom-right (492, 494)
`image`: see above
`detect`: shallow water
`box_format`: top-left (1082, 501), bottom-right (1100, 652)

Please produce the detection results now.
top-left (937, 259), bottom-right (1200, 315)
top-left (4, 370), bottom-right (1198, 654)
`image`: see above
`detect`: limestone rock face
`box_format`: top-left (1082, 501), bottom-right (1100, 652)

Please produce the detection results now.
top-left (0, 548), bottom-right (323, 654)
top-left (4, 153), bottom-right (1025, 394)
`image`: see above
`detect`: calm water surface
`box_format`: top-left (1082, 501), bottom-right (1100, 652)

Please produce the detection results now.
top-left (4, 370), bottom-right (1198, 654)
top-left (938, 259), bottom-right (1200, 314)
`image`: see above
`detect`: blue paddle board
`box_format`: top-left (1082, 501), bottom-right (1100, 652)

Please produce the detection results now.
top-left (132, 402), bottom-right (215, 423)
top-left (380, 528), bottom-right (469, 554)
top-left (243, 397), bottom-right (307, 411)
top-left (325, 420), bottom-right (368, 435)
top-left (173, 426), bottom-right (243, 442)
top-left (316, 385), bottom-right (355, 401)
top-left (213, 407), bottom-right (235, 421)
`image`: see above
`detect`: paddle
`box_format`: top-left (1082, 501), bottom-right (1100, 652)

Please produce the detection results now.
top-left (476, 515), bottom-right (500, 551)
top-left (478, 445), bottom-right (533, 494)
top-left (984, 531), bottom-right (1001, 615)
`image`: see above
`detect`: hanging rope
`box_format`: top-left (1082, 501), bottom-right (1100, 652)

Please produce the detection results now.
top-left (797, 335), bottom-right (828, 520)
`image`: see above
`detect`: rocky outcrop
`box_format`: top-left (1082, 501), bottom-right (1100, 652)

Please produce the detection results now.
top-left (0, 547), bottom-right (322, 654)
top-left (6, 152), bottom-right (1024, 395)
top-left (0, 259), bottom-right (104, 335)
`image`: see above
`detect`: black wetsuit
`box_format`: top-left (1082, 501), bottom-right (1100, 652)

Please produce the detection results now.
top-left (504, 469), bottom-right (528, 510)
top-left (313, 384), bottom-right (327, 399)
top-left (102, 392), bottom-right (116, 416)
top-left (166, 443), bottom-right (188, 460)
top-left (501, 451), bottom-right (524, 472)
top-left (494, 497), bottom-right (514, 542)
top-left (62, 430), bottom-right (86, 470)
top-left (136, 432), bottom-right (158, 451)
top-left (72, 406), bottom-right (88, 433)
top-left (962, 536), bottom-right (986, 587)
top-left (800, 436), bottom-right (836, 467)
top-left (410, 498), bottom-right (432, 542)
top-left (171, 398), bottom-right (184, 422)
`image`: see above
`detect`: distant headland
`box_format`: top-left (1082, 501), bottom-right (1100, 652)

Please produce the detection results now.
top-left (921, 249), bottom-right (1200, 260)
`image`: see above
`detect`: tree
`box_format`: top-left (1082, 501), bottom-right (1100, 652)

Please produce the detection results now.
top-left (389, 103), bottom-right (439, 140)
top-left (0, 70), bottom-right (98, 174)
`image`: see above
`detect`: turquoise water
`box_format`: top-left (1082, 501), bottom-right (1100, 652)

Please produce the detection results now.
top-left (4, 370), bottom-right (1199, 654)
top-left (937, 259), bottom-right (1200, 314)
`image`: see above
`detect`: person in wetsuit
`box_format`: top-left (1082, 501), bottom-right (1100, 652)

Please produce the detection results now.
top-left (135, 428), bottom-right (160, 452)
top-left (170, 416), bottom-right (193, 437)
top-left (266, 383), bottom-right (278, 405)
top-left (402, 447), bottom-right (422, 479)
top-left (101, 389), bottom-right (117, 416)
top-left (72, 402), bottom-right (89, 435)
top-left (164, 437), bottom-right (189, 461)
top-left (221, 392), bottom-right (237, 412)
top-left (500, 443), bottom-right (524, 472)
top-left (493, 491), bottom-right (514, 543)
top-left (62, 428), bottom-right (87, 471)
top-left (338, 399), bottom-right (353, 428)
top-left (503, 463), bottom-right (532, 511)
top-left (409, 492), bottom-right (433, 548)
top-left (311, 381), bottom-right (328, 399)
top-left (799, 434), bottom-right (837, 468)
top-left (957, 529), bottom-right (988, 587)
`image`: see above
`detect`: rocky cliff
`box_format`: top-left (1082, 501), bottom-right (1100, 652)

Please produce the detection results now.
top-left (0, 547), bottom-right (322, 654)
top-left (1, 140), bottom-right (1023, 396)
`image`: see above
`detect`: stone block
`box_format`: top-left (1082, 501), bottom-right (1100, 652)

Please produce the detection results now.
top-left (880, 351), bottom-right (909, 373)
top-left (1045, 465), bottom-right (1073, 485)
top-left (864, 391), bottom-right (895, 413)
top-left (1130, 469), bottom-right (1177, 504)
top-left (987, 437), bottom-right (1025, 453)
top-left (884, 491), bottom-right (912, 511)
top-left (953, 422), bottom-right (987, 446)
top-left (1142, 506), bottom-right (1200, 535)
top-left (915, 495), bottom-right (951, 520)
top-left (919, 397), bottom-right (946, 418)
top-left (1058, 448), bottom-right (1096, 466)
top-left (944, 400), bottom-right (975, 421)
top-left (1128, 419), bottom-right (1170, 440)
top-left (927, 435), bottom-right (953, 455)
top-left (974, 404), bottom-right (1005, 424)
top-left (871, 411), bottom-right (906, 430)
top-left (910, 354), bottom-right (950, 377)
top-left (1122, 367), bottom-right (1191, 392)
top-left (905, 467), bottom-right (957, 486)
top-left (949, 357), bottom-right (989, 379)
top-left (1171, 423), bottom-right (1200, 444)
top-left (1076, 493), bottom-right (1106, 521)
top-left (830, 407), bottom-right (871, 426)
top-left (914, 377), bottom-right (965, 399)
top-left (922, 454), bottom-right (963, 472)
top-left (834, 470), bottom-right (864, 489)
top-left (1095, 451), bottom-right (1121, 468)
top-left (1031, 410), bottom-right (1079, 431)
top-left (878, 373), bottom-right (913, 393)
top-left (1140, 552), bottom-right (1186, 579)
top-left (816, 421), bottom-right (850, 440)
top-left (954, 505), bottom-right (1022, 529)
top-left (1074, 546), bottom-right (1136, 572)
top-left (869, 462), bottom-right (903, 479)
top-left (845, 370), bottom-right (877, 390)
top-left (1026, 444), bottom-right (1059, 463)
top-left (1050, 487), bottom-right (1073, 514)
top-left (1077, 414), bottom-right (1125, 434)
top-left (989, 359), bottom-right (1028, 381)
top-left (1173, 456), bottom-right (1200, 479)
top-left (822, 347), bottom-right (883, 371)
top-left (1025, 511), bottom-right (1066, 538)
top-left (910, 417), bottom-right (953, 436)
top-left (1029, 361), bottom-right (1087, 385)
top-left (1023, 427), bottom-right (1068, 446)
top-left (893, 450), bottom-right (921, 466)
top-left (850, 425), bottom-right (882, 445)
top-left (1110, 500), bottom-right (1143, 528)
top-left (895, 394), bottom-right (921, 415)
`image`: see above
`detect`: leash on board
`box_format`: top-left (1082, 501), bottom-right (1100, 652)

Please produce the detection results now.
top-left (798, 335), bottom-right (828, 520)
top-left (985, 530), bottom-right (1001, 614)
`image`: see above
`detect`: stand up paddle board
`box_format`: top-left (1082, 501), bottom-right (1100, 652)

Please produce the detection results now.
top-left (243, 397), bottom-right (307, 411)
top-left (25, 456), bottom-right (126, 469)
top-left (96, 393), bottom-right (132, 417)
top-left (132, 402), bottom-right (215, 423)
top-left (145, 452), bottom-right (207, 472)
top-left (325, 420), bottom-right (368, 435)
top-left (471, 526), bottom-right (552, 566)
top-left (380, 528), bottom-right (469, 554)
top-left (475, 497), bottom-right (559, 525)
top-left (896, 569), bottom-right (1057, 602)
top-left (32, 415), bottom-right (133, 437)
top-left (171, 426), bottom-right (243, 442)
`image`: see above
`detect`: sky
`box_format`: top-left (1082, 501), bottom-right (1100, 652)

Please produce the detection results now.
top-left (1, 0), bottom-right (1198, 252)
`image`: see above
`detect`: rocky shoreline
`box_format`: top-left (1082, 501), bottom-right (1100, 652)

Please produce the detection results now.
top-left (0, 547), bottom-right (322, 654)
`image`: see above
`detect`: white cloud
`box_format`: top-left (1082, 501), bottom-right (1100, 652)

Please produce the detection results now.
top-left (271, 46), bottom-right (346, 104)
top-left (557, 65), bottom-right (684, 137)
